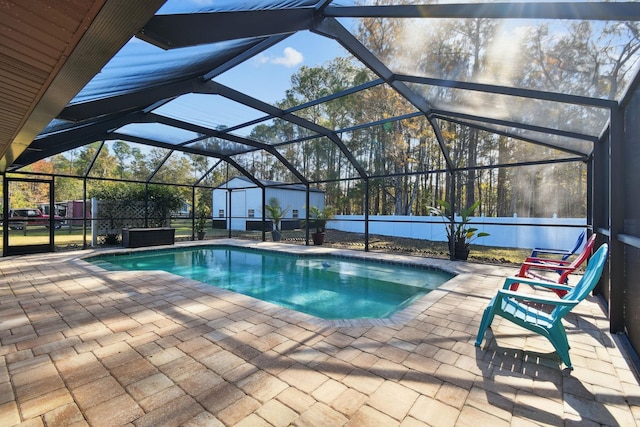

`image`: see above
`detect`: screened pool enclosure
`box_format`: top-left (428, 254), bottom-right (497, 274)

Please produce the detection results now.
top-left (1, 1), bottom-right (640, 372)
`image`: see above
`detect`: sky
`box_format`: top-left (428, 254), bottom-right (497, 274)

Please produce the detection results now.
top-left (156, 0), bottom-right (353, 105)
top-left (215, 31), bottom-right (351, 105)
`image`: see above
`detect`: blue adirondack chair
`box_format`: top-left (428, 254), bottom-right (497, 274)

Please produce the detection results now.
top-left (475, 244), bottom-right (608, 369)
top-left (530, 230), bottom-right (586, 260)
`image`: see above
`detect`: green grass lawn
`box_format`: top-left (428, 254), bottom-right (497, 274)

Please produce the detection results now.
top-left (1, 219), bottom-right (197, 248)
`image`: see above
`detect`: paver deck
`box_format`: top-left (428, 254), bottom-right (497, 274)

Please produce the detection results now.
top-left (0, 239), bottom-right (638, 426)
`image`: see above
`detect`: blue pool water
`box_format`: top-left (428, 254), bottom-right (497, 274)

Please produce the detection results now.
top-left (88, 246), bottom-right (454, 319)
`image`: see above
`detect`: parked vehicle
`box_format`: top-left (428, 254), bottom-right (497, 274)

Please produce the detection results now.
top-left (7, 208), bottom-right (64, 230)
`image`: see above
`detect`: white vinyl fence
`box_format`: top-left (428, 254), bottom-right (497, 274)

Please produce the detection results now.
top-left (329, 215), bottom-right (587, 250)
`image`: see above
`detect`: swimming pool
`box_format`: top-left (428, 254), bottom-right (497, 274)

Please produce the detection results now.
top-left (88, 246), bottom-right (454, 319)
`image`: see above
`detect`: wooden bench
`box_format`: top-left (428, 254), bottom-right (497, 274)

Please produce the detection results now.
top-left (122, 228), bottom-right (175, 248)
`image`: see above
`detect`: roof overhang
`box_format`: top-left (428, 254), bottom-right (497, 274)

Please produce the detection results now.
top-left (0, 0), bottom-right (165, 172)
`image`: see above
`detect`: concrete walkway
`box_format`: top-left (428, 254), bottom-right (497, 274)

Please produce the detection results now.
top-left (0, 239), bottom-right (638, 426)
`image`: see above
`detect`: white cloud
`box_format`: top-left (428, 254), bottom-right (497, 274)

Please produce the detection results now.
top-left (252, 47), bottom-right (304, 68)
top-left (271, 47), bottom-right (304, 67)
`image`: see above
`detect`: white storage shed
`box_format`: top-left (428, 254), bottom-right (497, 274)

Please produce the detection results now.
top-left (212, 177), bottom-right (325, 231)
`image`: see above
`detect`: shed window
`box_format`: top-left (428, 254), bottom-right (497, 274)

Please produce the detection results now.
top-left (292, 209), bottom-right (299, 219)
top-left (218, 209), bottom-right (224, 218)
top-left (248, 209), bottom-right (255, 218)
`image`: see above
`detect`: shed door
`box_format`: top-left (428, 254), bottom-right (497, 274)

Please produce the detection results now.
top-left (230, 190), bottom-right (246, 231)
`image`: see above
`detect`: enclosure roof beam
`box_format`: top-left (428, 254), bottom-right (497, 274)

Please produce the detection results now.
top-left (109, 133), bottom-right (223, 160)
top-left (436, 115), bottom-right (591, 159)
top-left (197, 79), bottom-right (381, 137)
top-left (111, 132), bottom-right (264, 188)
top-left (202, 34), bottom-right (293, 81)
top-left (313, 19), bottom-right (431, 112)
top-left (106, 132), bottom-right (264, 188)
top-left (59, 35), bottom-right (285, 122)
top-left (200, 81), bottom-right (369, 180)
top-left (9, 111), bottom-right (147, 171)
top-left (147, 113), bottom-right (258, 150)
top-left (59, 79), bottom-right (199, 122)
top-left (314, 17), bottom-right (455, 172)
top-left (148, 113), bottom-right (309, 184)
top-left (83, 140), bottom-right (106, 178)
top-left (354, 155), bottom-right (585, 181)
top-left (457, 156), bottom-right (589, 174)
top-left (324, 3), bottom-right (640, 21)
top-left (431, 110), bottom-right (600, 143)
top-left (284, 79), bottom-right (385, 115)
top-left (194, 159), bottom-right (223, 187)
top-left (395, 75), bottom-right (618, 109)
top-left (335, 112), bottom-right (424, 135)
top-left (219, 156), bottom-right (265, 189)
top-left (620, 54), bottom-right (640, 109)
top-left (146, 149), bottom-right (174, 184)
top-left (137, 8), bottom-right (319, 50)
top-left (427, 118), bottom-right (452, 175)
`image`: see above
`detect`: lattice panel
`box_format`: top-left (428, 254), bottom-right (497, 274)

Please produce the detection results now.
top-left (94, 201), bottom-right (147, 235)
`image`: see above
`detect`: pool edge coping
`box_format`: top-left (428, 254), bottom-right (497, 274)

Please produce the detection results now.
top-left (75, 238), bottom-right (516, 328)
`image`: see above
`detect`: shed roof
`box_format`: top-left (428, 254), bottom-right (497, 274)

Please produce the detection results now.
top-left (216, 176), bottom-right (324, 193)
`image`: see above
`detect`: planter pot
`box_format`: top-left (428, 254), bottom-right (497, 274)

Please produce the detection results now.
top-left (312, 232), bottom-right (325, 245)
top-left (272, 230), bottom-right (282, 241)
top-left (454, 246), bottom-right (470, 261)
top-left (197, 231), bottom-right (206, 240)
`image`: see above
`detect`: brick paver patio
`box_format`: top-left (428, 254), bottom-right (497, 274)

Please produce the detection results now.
top-left (0, 239), bottom-right (638, 426)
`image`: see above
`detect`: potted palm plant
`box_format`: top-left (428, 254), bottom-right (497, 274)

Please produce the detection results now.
top-left (195, 204), bottom-right (210, 240)
top-left (265, 197), bottom-right (290, 241)
top-left (429, 199), bottom-right (489, 260)
top-left (307, 205), bottom-right (335, 245)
